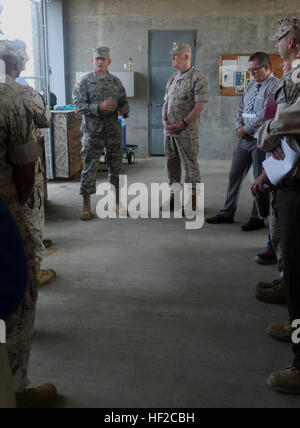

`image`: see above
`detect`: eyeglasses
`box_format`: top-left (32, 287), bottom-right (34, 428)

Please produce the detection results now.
top-left (248, 65), bottom-right (265, 73)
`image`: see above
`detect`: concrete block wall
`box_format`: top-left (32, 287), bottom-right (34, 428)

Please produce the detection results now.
top-left (62, 0), bottom-right (299, 159)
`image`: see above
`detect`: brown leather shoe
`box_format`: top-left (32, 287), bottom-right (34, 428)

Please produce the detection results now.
top-left (268, 366), bottom-right (300, 394)
top-left (267, 323), bottom-right (292, 343)
top-left (16, 383), bottom-right (57, 408)
top-left (255, 278), bottom-right (286, 304)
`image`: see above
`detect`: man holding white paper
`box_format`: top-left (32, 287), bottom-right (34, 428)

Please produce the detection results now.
top-left (207, 52), bottom-right (277, 231)
top-left (262, 138), bottom-right (299, 185)
top-left (252, 17), bottom-right (300, 394)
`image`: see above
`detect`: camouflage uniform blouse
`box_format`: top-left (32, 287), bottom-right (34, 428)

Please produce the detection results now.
top-left (73, 72), bottom-right (128, 140)
top-left (0, 77), bottom-right (50, 221)
top-left (164, 66), bottom-right (208, 138)
top-left (257, 64), bottom-right (300, 179)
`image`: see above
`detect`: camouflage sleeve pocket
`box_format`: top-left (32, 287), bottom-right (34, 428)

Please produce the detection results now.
top-left (7, 141), bottom-right (41, 166)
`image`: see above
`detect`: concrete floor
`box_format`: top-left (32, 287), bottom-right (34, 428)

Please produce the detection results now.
top-left (29, 158), bottom-right (300, 408)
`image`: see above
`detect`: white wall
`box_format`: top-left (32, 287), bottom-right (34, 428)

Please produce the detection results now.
top-left (47, 0), bottom-right (66, 106)
top-left (62, 0), bottom-right (300, 159)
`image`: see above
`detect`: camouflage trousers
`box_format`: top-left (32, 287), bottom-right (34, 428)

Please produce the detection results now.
top-left (3, 194), bottom-right (38, 393)
top-left (0, 344), bottom-right (16, 408)
top-left (80, 134), bottom-right (123, 195)
top-left (23, 159), bottom-right (45, 264)
top-left (4, 262), bottom-right (38, 393)
top-left (165, 136), bottom-right (201, 187)
top-left (269, 190), bottom-right (283, 273)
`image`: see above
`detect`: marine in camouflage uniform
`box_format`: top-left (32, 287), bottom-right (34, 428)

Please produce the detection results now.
top-left (253, 18), bottom-right (300, 393)
top-left (73, 46), bottom-right (129, 219)
top-left (17, 74), bottom-right (56, 285)
top-left (14, 71), bottom-right (46, 266)
top-left (0, 40), bottom-right (56, 407)
top-left (267, 32), bottom-right (300, 281)
top-left (256, 20), bottom-right (300, 306)
top-left (163, 43), bottom-right (208, 192)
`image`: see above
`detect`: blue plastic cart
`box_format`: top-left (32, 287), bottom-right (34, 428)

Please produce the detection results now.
top-left (119, 117), bottom-right (137, 164)
top-left (104, 118), bottom-right (137, 165)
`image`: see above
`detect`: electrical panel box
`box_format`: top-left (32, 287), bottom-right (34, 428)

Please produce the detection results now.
top-left (111, 71), bottom-right (135, 98)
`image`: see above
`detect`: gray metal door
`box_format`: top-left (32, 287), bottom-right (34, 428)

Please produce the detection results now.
top-left (149, 30), bottom-right (197, 156)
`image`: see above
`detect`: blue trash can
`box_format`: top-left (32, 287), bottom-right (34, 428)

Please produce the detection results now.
top-left (118, 117), bottom-right (127, 150)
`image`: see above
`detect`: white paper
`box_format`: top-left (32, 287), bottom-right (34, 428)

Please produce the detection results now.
top-left (236, 86), bottom-right (245, 94)
top-left (263, 138), bottom-right (300, 185)
top-left (242, 113), bottom-right (256, 119)
top-left (242, 113), bottom-right (256, 128)
top-left (238, 56), bottom-right (249, 72)
top-left (222, 60), bottom-right (237, 72)
top-left (222, 70), bottom-right (234, 87)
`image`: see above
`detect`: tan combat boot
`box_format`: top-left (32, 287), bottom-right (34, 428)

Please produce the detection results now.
top-left (80, 195), bottom-right (92, 220)
top-left (255, 277), bottom-right (286, 304)
top-left (16, 383), bottom-right (57, 408)
top-left (268, 366), bottom-right (300, 394)
top-left (37, 264), bottom-right (57, 286)
top-left (160, 193), bottom-right (175, 212)
top-left (183, 194), bottom-right (198, 212)
top-left (267, 323), bottom-right (292, 343)
top-left (182, 194), bottom-right (200, 218)
top-left (115, 190), bottom-right (128, 217)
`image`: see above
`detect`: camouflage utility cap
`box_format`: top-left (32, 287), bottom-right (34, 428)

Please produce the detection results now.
top-left (0, 39), bottom-right (28, 62)
top-left (272, 18), bottom-right (300, 41)
top-left (169, 42), bottom-right (192, 55)
top-left (93, 46), bottom-right (110, 59)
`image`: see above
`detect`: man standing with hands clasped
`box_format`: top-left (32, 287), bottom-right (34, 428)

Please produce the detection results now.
top-left (73, 47), bottom-right (129, 220)
top-left (207, 52), bottom-right (278, 231)
top-left (163, 42), bottom-right (208, 211)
